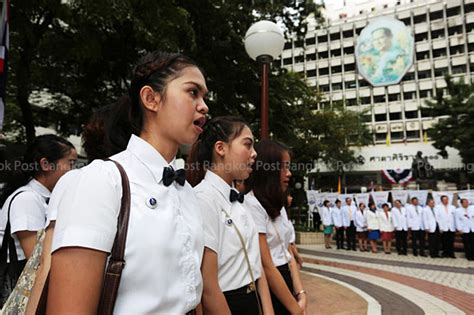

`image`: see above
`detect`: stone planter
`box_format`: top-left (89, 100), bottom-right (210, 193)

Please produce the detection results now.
top-left (295, 231), bottom-right (324, 245)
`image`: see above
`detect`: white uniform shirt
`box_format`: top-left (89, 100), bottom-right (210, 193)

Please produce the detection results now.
top-left (391, 207), bottom-right (408, 231)
top-left (422, 206), bottom-right (437, 233)
top-left (454, 206), bottom-right (474, 233)
top-left (434, 204), bottom-right (456, 232)
top-left (0, 179), bottom-right (50, 260)
top-left (321, 206), bottom-right (333, 226)
top-left (355, 209), bottom-right (367, 232)
top-left (45, 169), bottom-right (79, 227)
top-left (366, 210), bottom-right (380, 230)
top-left (378, 211), bottom-right (395, 232)
top-left (195, 171), bottom-right (262, 292)
top-left (52, 135), bottom-right (204, 314)
top-left (282, 210), bottom-right (296, 243)
top-left (246, 192), bottom-right (292, 267)
top-left (405, 204), bottom-right (424, 231)
top-left (342, 203), bottom-right (357, 225)
top-left (331, 206), bottom-right (346, 228)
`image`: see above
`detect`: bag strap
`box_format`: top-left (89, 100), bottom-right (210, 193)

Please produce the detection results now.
top-left (0, 190), bottom-right (26, 264)
top-left (97, 159), bottom-right (131, 315)
top-left (221, 208), bottom-right (262, 315)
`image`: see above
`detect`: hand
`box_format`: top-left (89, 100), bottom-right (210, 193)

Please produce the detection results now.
top-left (295, 253), bottom-right (304, 269)
top-left (297, 293), bottom-right (307, 315)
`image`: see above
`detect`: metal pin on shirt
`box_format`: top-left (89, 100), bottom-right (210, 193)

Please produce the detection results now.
top-left (146, 197), bottom-right (158, 209)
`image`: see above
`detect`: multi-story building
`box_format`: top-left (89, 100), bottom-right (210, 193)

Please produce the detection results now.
top-left (281, 0), bottom-right (471, 191)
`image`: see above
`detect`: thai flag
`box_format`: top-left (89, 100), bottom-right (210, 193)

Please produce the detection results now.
top-left (0, 0), bottom-right (9, 131)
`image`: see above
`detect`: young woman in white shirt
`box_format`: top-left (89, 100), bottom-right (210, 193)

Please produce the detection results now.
top-left (47, 51), bottom-right (209, 314)
top-left (379, 203), bottom-right (395, 254)
top-left (321, 200), bottom-right (334, 249)
top-left (0, 135), bottom-right (76, 306)
top-left (186, 116), bottom-right (273, 315)
top-left (355, 202), bottom-right (368, 252)
top-left (245, 140), bottom-right (306, 315)
top-left (366, 202), bottom-right (381, 253)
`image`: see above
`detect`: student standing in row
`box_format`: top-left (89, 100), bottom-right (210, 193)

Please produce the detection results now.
top-left (434, 195), bottom-right (456, 258)
top-left (391, 200), bottom-right (408, 255)
top-left (332, 200), bottom-right (345, 250)
top-left (343, 198), bottom-right (357, 251)
top-left (0, 135), bottom-right (76, 307)
top-left (47, 51), bottom-right (209, 314)
top-left (321, 200), bottom-right (333, 249)
top-left (454, 199), bottom-right (474, 261)
top-left (422, 199), bottom-right (440, 258)
top-left (187, 116), bottom-right (273, 314)
top-left (355, 203), bottom-right (368, 252)
top-left (246, 140), bottom-right (306, 315)
top-left (379, 204), bottom-right (395, 254)
top-left (406, 197), bottom-right (426, 256)
top-left (366, 202), bottom-right (380, 254)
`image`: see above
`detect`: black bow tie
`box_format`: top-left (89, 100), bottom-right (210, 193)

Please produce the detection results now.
top-left (230, 189), bottom-right (244, 203)
top-left (162, 166), bottom-right (186, 187)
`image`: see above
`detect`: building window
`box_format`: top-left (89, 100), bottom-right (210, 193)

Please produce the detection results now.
top-left (431, 29), bottom-right (444, 39)
top-left (406, 130), bottom-right (419, 139)
top-left (391, 131), bottom-right (404, 140)
top-left (306, 37), bottom-right (316, 46)
top-left (360, 97), bottom-right (371, 104)
top-left (331, 49), bottom-right (341, 57)
top-left (388, 94), bottom-right (400, 102)
top-left (345, 63), bottom-right (355, 72)
top-left (452, 65), bottom-right (467, 74)
top-left (415, 33), bottom-right (428, 42)
top-left (330, 33), bottom-right (340, 41)
top-left (400, 18), bottom-right (410, 25)
top-left (418, 70), bottom-right (431, 79)
top-left (319, 67), bottom-right (329, 75)
top-left (434, 67), bottom-right (448, 77)
top-left (343, 30), bottom-right (353, 38)
top-left (332, 82), bottom-right (342, 90)
top-left (405, 110), bottom-right (418, 119)
top-left (446, 7), bottom-right (460, 17)
top-left (343, 47), bottom-right (354, 55)
top-left (402, 73), bottom-right (415, 82)
top-left (345, 81), bottom-right (356, 89)
top-left (307, 69), bottom-right (317, 77)
top-left (318, 51), bottom-right (329, 59)
top-left (295, 55), bottom-right (304, 63)
top-left (283, 58), bottom-right (292, 65)
top-left (375, 114), bottom-right (386, 122)
top-left (429, 11), bottom-right (443, 21)
top-left (389, 112), bottom-right (402, 120)
top-left (421, 108), bottom-right (432, 117)
top-left (376, 133), bottom-right (387, 141)
top-left (319, 84), bottom-right (330, 92)
top-left (317, 35), bottom-right (328, 43)
top-left (433, 48), bottom-right (446, 58)
top-left (448, 26), bottom-right (463, 36)
top-left (284, 42), bottom-right (292, 50)
top-left (306, 53), bottom-right (316, 61)
top-left (413, 14), bottom-right (426, 24)
top-left (331, 66), bottom-right (342, 74)
top-left (450, 45), bottom-right (464, 55)
top-left (359, 80), bottom-right (370, 87)
top-left (404, 92), bottom-right (415, 100)
top-left (374, 95), bottom-right (386, 103)
top-left (416, 52), bottom-right (429, 60)
top-left (347, 98), bottom-right (358, 106)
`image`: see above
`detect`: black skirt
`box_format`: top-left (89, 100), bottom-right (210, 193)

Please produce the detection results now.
top-left (223, 280), bottom-right (261, 315)
top-left (271, 263), bottom-right (295, 315)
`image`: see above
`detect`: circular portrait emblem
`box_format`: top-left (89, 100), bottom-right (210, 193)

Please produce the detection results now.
top-left (356, 17), bottom-right (414, 86)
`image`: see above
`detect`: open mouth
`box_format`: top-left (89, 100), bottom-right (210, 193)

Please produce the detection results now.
top-left (193, 116), bottom-right (206, 129)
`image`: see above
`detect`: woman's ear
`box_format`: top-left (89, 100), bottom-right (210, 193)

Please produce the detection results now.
top-left (214, 141), bottom-right (226, 159)
top-left (39, 157), bottom-right (52, 172)
top-left (139, 85), bottom-right (161, 112)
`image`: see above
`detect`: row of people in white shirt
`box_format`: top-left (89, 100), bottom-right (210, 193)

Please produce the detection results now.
top-left (318, 196), bottom-right (474, 260)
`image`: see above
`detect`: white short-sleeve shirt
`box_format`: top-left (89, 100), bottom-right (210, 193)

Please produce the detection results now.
top-left (52, 135), bottom-right (204, 314)
top-left (245, 191), bottom-right (292, 267)
top-left (194, 171), bottom-right (262, 292)
top-left (0, 179), bottom-right (50, 260)
top-left (45, 169), bottom-right (79, 227)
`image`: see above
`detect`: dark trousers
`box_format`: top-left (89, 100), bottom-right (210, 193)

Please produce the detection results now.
top-left (313, 212), bottom-right (321, 231)
top-left (270, 264), bottom-right (295, 315)
top-left (411, 230), bottom-right (425, 255)
top-left (462, 232), bottom-right (474, 260)
top-left (441, 231), bottom-right (455, 257)
top-left (428, 228), bottom-right (441, 258)
top-left (346, 222), bottom-right (356, 250)
top-left (395, 230), bottom-right (407, 254)
top-left (335, 227), bottom-right (344, 249)
top-left (224, 280), bottom-right (261, 315)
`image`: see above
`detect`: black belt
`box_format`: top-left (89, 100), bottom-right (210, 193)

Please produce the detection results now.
top-left (224, 280), bottom-right (259, 296)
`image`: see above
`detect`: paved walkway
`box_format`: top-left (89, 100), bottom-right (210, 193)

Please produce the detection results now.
top-left (298, 244), bottom-right (474, 314)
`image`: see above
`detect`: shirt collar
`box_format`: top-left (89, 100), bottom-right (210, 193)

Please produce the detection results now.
top-left (204, 171), bottom-right (232, 206)
top-left (126, 135), bottom-right (177, 185)
top-left (28, 178), bottom-right (51, 199)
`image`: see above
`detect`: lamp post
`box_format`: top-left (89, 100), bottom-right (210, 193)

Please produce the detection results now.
top-left (244, 21), bottom-right (285, 139)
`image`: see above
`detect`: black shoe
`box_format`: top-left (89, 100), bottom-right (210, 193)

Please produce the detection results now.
top-left (450, 254), bottom-right (456, 259)
top-left (420, 253), bottom-right (427, 257)
top-left (431, 255), bottom-right (440, 258)
top-left (413, 252), bottom-right (418, 257)
top-left (346, 248), bottom-right (351, 250)
top-left (352, 248), bottom-right (357, 251)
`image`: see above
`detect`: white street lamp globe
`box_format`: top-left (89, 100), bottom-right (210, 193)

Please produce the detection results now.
top-left (244, 20), bottom-right (285, 61)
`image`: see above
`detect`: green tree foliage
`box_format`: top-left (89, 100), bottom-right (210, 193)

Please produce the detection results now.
top-left (426, 76), bottom-right (474, 167)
